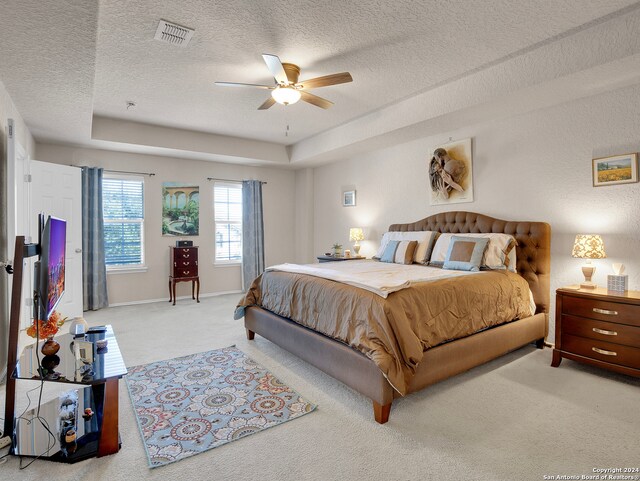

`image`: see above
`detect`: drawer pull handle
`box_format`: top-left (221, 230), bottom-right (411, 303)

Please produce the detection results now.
top-left (183, 262), bottom-right (189, 266)
top-left (592, 327), bottom-right (617, 336)
top-left (592, 347), bottom-right (617, 356)
top-left (183, 270), bottom-right (189, 275)
top-left (592, 308), bottom-right (617, 316)
top-left (183, 254), bottom-right (190, 258)
top-left (182, 249), bottom-right (189, 252)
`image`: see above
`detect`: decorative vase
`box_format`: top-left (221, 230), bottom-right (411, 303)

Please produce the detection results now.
top-left (65, 429), bottom-right (76, 443)
top-left (41, 336), bottom-right (60, 356)
top-left (333, 247), bottom-right (342, 257)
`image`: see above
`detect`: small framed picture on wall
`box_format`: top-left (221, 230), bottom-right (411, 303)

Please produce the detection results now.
top-left (343, 190), bottom-right (356, 207)
top-left (592, 153), bottom-right (638, 187)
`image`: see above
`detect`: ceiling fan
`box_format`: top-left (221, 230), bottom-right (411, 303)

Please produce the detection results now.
top-left (215, 54), bottom-right (353, 110)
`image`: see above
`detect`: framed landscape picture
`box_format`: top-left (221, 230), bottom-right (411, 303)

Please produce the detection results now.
top-left (162, 182), bottom-right (200, 236)
top-left (592, 153), bottom-right (638, 187)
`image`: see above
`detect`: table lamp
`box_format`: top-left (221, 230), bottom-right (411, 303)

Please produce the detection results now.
top-left (571, 234), bottom-right (606, 289)
top-left (349, 227), bottom-right (365, 257)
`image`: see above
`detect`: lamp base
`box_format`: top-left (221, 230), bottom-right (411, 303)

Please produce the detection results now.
top-left (580, 263), bottom-right (596, 289)
top-left (353, 244), bottom-right (361, 256)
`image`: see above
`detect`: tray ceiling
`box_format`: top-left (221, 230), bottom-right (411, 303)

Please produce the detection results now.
top-left (1, 0), bottom-right (639, 165)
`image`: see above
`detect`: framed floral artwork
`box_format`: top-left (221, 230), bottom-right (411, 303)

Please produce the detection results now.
top-left (592, 153), bottom-right (638, 187)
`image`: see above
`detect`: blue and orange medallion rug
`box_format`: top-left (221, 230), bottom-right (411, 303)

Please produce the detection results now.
top-left (126, 346), bottom-right (316, 467)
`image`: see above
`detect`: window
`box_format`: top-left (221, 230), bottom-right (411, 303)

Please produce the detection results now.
top-left (102, 175), bottom-right (145, 270)
top-left (213, 182), bottom-right (242, 263)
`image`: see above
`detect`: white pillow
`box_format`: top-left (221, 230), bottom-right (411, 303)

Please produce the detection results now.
top-left (429, 233), bottom-right (517, 271)
top-left (375, 231), bottom-right (438, 264)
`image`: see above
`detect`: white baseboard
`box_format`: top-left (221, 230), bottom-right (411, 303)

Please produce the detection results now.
top-left (107, 290), bottom-right (243, 308)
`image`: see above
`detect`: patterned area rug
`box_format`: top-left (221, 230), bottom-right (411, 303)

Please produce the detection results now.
top-left (126, 346), bottom-right (316, 467)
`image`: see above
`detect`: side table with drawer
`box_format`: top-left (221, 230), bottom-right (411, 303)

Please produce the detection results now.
top-left (552, 287), bottom-right (640, 377)
top-left (169, 246), bottom-right (200, 305)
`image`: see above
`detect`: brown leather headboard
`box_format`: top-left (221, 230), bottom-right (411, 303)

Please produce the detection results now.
top-left (389, 211), bottom-right (551, 314)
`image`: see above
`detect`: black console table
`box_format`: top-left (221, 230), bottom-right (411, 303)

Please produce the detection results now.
top-left (12, 325), bottom-right (127, 462)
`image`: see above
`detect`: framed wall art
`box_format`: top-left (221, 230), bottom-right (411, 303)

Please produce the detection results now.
top-left (592, 153), bottom-right (638, 187)
top-left (428, 138), bottom-right (473, 205)
top-left (343, 190), bottom-right (356, 207)
top-left (162, 182), bottom-right (200, 236)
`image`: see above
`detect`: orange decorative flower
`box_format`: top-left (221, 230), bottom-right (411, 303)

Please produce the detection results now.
top-left (26, 310), bottom-right (67, 339)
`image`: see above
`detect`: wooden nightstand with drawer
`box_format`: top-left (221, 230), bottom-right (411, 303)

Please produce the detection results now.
top-left (553, 287), bottom-right (640, 377)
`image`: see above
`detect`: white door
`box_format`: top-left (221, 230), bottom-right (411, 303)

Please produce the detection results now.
top-left (28, 161), bottom-right (83, 322)
top-left (6, 119), bottom-right (33, 329)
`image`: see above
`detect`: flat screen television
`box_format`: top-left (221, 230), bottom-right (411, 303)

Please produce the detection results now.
top-left (34, 215), bottom-right (67, 321)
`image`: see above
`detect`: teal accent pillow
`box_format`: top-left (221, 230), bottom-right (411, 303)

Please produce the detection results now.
top-left (380, 240), bottom-right (400, 263)
top-left (443, 236), bottom-right (490, 272)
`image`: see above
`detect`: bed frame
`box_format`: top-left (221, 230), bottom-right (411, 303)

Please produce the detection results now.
top-left (245, 211), bottom-right (551, 423)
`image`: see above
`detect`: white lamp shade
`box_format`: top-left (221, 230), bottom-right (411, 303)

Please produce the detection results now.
top-left (349, 227), bottom-right (364, 242)
top-left (271, 86), bottom-right (301, 105)
top-left (572, 235), bottom-right (606, 259)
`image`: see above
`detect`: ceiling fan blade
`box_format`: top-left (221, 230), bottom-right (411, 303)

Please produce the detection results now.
top-left (298, 72), bottom-right (353, 89)
top-left (300, 91), bottom-right (334, 109)
top-left (262, 54), bottom-right (288, 85)
top-left (215, 82), bottom-right (273, 89)
top-left (257, 96), bottom-right (276, 110)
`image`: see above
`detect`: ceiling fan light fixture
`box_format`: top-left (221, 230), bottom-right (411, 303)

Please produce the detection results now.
top-left (271, 86), bottom-right (301, 105)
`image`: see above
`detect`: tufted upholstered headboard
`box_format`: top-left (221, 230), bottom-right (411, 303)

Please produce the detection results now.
top-left (389, 211), bottom-right (551, 314)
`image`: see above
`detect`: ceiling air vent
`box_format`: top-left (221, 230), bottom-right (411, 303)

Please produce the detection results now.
top-left (154, 20), bottom-right (194, 47)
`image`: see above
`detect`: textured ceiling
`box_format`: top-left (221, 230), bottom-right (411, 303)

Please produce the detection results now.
top-left (0, 0), bottom-right (639, 157)
top-left (92, 0), bottom-right (638, 144)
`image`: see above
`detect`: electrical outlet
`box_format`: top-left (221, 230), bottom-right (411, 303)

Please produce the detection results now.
top-left (0, 436), bottom-right (11, 449)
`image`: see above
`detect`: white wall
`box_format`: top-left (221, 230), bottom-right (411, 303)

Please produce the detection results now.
top-left (1, 79), bottom-right (36, 377)
top-left (35, 144), bottom-right (296, 305)
top-left (308, 83), bottom-right (640, 341)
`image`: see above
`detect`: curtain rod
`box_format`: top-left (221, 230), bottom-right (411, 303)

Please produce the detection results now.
top-left (206, 177), bottom-right (267, 184)
top-left (72, 165), bottom-right (156, 177)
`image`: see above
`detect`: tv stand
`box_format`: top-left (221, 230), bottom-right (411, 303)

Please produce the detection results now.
top-left (12, 326), bottom-right (126, 461)
top-left (3, 237), bottom-right (127, 462)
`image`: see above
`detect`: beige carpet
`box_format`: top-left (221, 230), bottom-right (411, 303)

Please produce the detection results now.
top-left (1, 294), bottom-right (638, 480)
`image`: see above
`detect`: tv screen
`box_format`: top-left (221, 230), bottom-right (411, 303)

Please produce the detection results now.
top-left (36, 216), bottom-right (67, 320)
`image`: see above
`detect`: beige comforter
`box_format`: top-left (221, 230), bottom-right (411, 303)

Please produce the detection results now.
top-left (235, 269), bottom-right (533, 395)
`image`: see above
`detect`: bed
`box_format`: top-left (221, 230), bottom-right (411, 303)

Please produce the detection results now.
top-left (237, 211), bottom-right (551, 423)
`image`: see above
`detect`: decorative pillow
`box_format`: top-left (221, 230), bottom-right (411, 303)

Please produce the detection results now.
top-left (502, 238), bottom-right (518, 271)
top-left (429, 232), bottom-right (517, 271)
top-left (443, 236), bottom-right (490, 272)
top-left (374, 231), bottom-right (438, 264)
top-left (394, 240), bottom-right (418, 265)
top-left (380, 240), bottom-right (400, 263)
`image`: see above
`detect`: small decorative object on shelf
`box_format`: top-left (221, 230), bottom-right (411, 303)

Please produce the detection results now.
top-left (332, 243), bottom-right (343, 257)
top-left (41, 337), bottom-right (61, 356)
top-left (26, 310), bottom-right (67, 355)
top-left (68, 316), bottom-right (88, 335)
top-left (349, 227), bottom-right (365, 256)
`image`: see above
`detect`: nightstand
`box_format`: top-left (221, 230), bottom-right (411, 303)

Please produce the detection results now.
top-left (317, 255), bottom-right (365, 263)
top-left (553, 286), bottom-right (640, 377)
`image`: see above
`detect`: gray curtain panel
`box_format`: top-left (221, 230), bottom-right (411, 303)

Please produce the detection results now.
top-left (81, 167), bottom-right (109, 310)
top-left (242, 180), bottom-right (265, 291)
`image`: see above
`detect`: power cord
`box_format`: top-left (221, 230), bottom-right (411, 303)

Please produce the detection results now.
top-left (8, 296), bottom-right (58, 469)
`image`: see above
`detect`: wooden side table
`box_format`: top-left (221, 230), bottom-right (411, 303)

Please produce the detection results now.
top-left (317, 255), bottom-right (365, 263)
top-left (553, 286), bottom-right (640, 377)
top-left (169, 246), bottom-right (200, 305)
